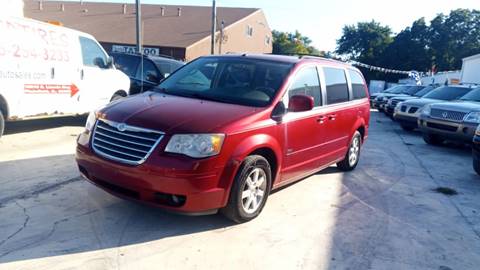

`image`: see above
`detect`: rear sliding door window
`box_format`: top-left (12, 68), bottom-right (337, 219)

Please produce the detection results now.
top-left (349, 70), bottom-right (367, 99)
top-left (288, 66), bottom-right (322, 107)
top-left (324, 67), bottom-right (349, 104)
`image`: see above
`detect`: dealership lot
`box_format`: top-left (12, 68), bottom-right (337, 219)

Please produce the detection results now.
top-left (0, 111), bottom-right (479, 270)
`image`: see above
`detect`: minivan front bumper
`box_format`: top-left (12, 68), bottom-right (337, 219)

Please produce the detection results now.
top-left (76, 132), bottom-right (236, 214)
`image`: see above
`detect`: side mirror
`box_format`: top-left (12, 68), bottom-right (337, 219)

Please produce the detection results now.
top-left (106, 56), bottom-right (114, 69)
top-left (145, 72), bottom-right (160, 84)
top-left (288, 95), bottom-right (314, 112)
top-left (271, 102), bottom-right (287, 122)
top-left (93, 57), bottom-right (107, 69)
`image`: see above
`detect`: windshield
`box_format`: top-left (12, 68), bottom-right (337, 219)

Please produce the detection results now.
top-left (414, 85), bottom-right (437, 97)
top-left (389, 85), bottom-right (410, 94)
top-left (422, 86), bottom-right (472, 101)
top-left (157, 57), bottom-right (293, 107)
top-left (459, 88), bottom-right (480, 102)
top-left (384, 86), bottom-right (401, 93)
top-left (404, 86), bottom-right (425, 95)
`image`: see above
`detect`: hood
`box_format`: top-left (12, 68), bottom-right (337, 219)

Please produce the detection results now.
top-left (430, 100), bottom-right (480, 113)
top-left (392, 96), bottom-right (418, 102)
top-left (100, 92), bottom-right (261, 134)
top-left (402, 98), bottom-right (443, 107)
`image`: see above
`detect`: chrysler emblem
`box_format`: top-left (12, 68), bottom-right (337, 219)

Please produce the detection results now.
top-left (442, 112), bottom-right (448, 118)
top-left (117, 123), bottom-right (127, 132)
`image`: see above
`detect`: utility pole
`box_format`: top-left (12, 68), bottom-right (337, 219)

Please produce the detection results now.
top-left (210, 0), bottom-right (216, 55)
top-left (136, 0), bottom-right (142, 54)
top-left (219, 20), bottom-right (225, 54)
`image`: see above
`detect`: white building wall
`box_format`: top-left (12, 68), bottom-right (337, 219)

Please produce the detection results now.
top-left (0, 0), bottom-right (24, 17)
top-left (461, 54), bottom-right (480, 85)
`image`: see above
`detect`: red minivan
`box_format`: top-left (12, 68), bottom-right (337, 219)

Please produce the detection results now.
top-left (76, 54), bottom-right (370, 222)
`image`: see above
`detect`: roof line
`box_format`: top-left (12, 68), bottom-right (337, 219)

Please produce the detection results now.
top-left (186, 8), bottom-right (262, 50)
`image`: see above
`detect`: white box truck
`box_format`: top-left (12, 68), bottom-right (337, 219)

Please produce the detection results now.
top-left (461, 54), bottom-right (480, 85)
top-left (0, 15), bottom-right (130, 137)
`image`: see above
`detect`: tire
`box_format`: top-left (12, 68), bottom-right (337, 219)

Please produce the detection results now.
top-left (400, 124), bottom-right (415, 131)
top-left (473, 151), bottom-right (480, 175)
top-left (221, 155), bottom-right (272, 223)
top-left (337, 131), bottom-right (362, 171)
top-left (422, 133), bottom-right (444, 146)
top-left (110, 92), bottom-right (126, 102)
top-left (0, 111), bottom-right (4, 138)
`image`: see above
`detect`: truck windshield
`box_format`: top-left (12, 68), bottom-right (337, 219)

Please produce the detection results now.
top-left (422, 86), bottom-right (472, 101)
top-left (459, 88), bottom-right (480, 102)
top-left (414, 85), bottom-right (437, 97)
top-left (157, 57), bottom-right (293, 107)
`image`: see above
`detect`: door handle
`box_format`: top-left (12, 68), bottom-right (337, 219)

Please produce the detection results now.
top-left (317, 116), bottom-right (327, 124)
top-left (328, 114), bottom-right (337, 121)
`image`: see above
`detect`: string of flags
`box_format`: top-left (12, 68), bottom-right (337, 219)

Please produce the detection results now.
top-left (348, 60), bottom-right (425, 76)
top-left (348, 61), bottom-right (422, 85)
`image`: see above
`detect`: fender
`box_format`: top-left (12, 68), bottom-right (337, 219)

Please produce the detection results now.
top-left (349, 117), bottom-right (367, 145)
top-left (217, 133), bottom-right (283, 206)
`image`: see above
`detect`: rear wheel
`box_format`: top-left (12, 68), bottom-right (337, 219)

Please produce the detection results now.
top-left (221, 155), bottom-right (272, 223)
top-left (0, 111), bottom-right (4, 138)
top-left (337, 131), bottom-right (362, 171)
top-left (423, 133), bottom-right (444, 146)
top-left (473, 151), bottom-right (480, 175)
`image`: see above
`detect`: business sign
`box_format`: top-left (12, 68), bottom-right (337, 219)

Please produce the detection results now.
top-left (111, 45), bottom-right (160, 56)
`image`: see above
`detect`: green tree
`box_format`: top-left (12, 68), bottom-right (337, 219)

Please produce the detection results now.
top-left (272, 30), bottom-right (323, 56)
top-left (336, 20), bottom-right (393, 64)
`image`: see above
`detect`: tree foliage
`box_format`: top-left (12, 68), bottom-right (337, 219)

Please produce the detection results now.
top-left (336, 9), bottom-right (480, 81)
top-left (272, 30), bottom-right (323, 56)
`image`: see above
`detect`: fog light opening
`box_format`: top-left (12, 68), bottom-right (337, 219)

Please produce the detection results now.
top-left (154, 192), bottom-right (186, 207)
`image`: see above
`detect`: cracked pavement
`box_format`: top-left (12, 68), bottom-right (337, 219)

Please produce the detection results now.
top-left (0, 112), bottom-right (479, 270)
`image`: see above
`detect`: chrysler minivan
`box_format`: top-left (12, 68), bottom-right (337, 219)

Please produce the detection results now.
top-left (76, 54), bottom-right (370, 223)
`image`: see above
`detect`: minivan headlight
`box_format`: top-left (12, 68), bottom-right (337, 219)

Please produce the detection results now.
top-left (165, 134), bottom-right (225, 158)
top-left (85, 111), bottom-right (98, 132)
top-left (464, 112), bottom-right (480, 124)
top-left (420, 105), bottom-right (431, 116)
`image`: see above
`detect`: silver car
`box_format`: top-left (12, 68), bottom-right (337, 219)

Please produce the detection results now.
top-left (393, 86), bottom-right (473, 131)
top-left (418, 87), bottom-right (480, 145)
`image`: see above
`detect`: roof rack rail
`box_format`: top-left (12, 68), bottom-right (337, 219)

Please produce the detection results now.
top-left (264, 53), bottom-right (348, 64)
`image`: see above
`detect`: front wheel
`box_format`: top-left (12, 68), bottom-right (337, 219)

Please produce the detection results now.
top-left (337, 131), bottom-right (362, 171)
top-left (0, 111), bottom-right (4, 138)
top-left (221, 155), bottom-right (272, 223)
top-left (473, 151), bottom-right (480, 175)
top-left (423, 133), bottom-right (444, 146)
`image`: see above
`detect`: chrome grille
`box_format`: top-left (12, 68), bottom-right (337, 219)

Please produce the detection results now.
top-left (391, 100), bottom-right (399, 107)
top-left (430, 109), bottom-right (467, 122)
top-left (92, 119), bottom-right (164, 165)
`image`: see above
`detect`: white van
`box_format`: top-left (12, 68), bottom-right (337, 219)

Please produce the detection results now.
top-left (0, 15), bottom-right (130, 137)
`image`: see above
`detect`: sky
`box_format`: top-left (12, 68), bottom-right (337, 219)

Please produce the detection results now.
top-left (63, 0), bottom-right (480, 52)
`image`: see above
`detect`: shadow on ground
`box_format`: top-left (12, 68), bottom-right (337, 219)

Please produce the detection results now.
top-left (4, 115), bottom-right (87, 135)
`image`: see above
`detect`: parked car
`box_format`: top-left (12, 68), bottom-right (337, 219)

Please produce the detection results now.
top-left (384, 85), bottom-right (426, 117)
top-left (0, 15), bottom-right (130, 138)
top-left (76, 54), bottom-right (370, 223)
top-left (393, 86), bottom-right (473, 131)
top-left (386, 85), bottom-right (439, 115)
top-left (472, 125), bottom-right (480, 175)
top-left (370, 85), bottom-right (403, 110)
top-left (111, 52), bottom-right (184, 95)
top-left (372, 85), bottom-right (420, 112)
top-left (418, 87), bottom-right (480, 145)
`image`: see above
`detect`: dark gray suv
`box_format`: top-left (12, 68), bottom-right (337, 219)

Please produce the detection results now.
top-left (418, 87), bottom-right (480, 145)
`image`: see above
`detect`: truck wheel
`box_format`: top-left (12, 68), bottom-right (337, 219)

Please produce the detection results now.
top-left (473, 151), bottom-right (480, 175)
top-left (221, 155), bottom-right (271, 223)
top-left (0, 111), bottom-right (4, 138)
top-left (110, 92), bottom-right (126, 102)
top-left (422, 133), bottom-right (444, 146)
top-left (400, 123), bottom-right (415, 131)
top-left (337, 131), bottom-right (362, 171)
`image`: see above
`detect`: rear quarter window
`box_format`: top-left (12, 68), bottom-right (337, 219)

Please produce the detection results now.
top-left (324, 67), bottom-right (349, 104)
top-left (349, 69), bottom-right (367, 99)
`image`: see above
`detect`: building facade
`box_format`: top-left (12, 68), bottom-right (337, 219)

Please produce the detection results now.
top-left (24, 1), bottom-right (273, 61)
